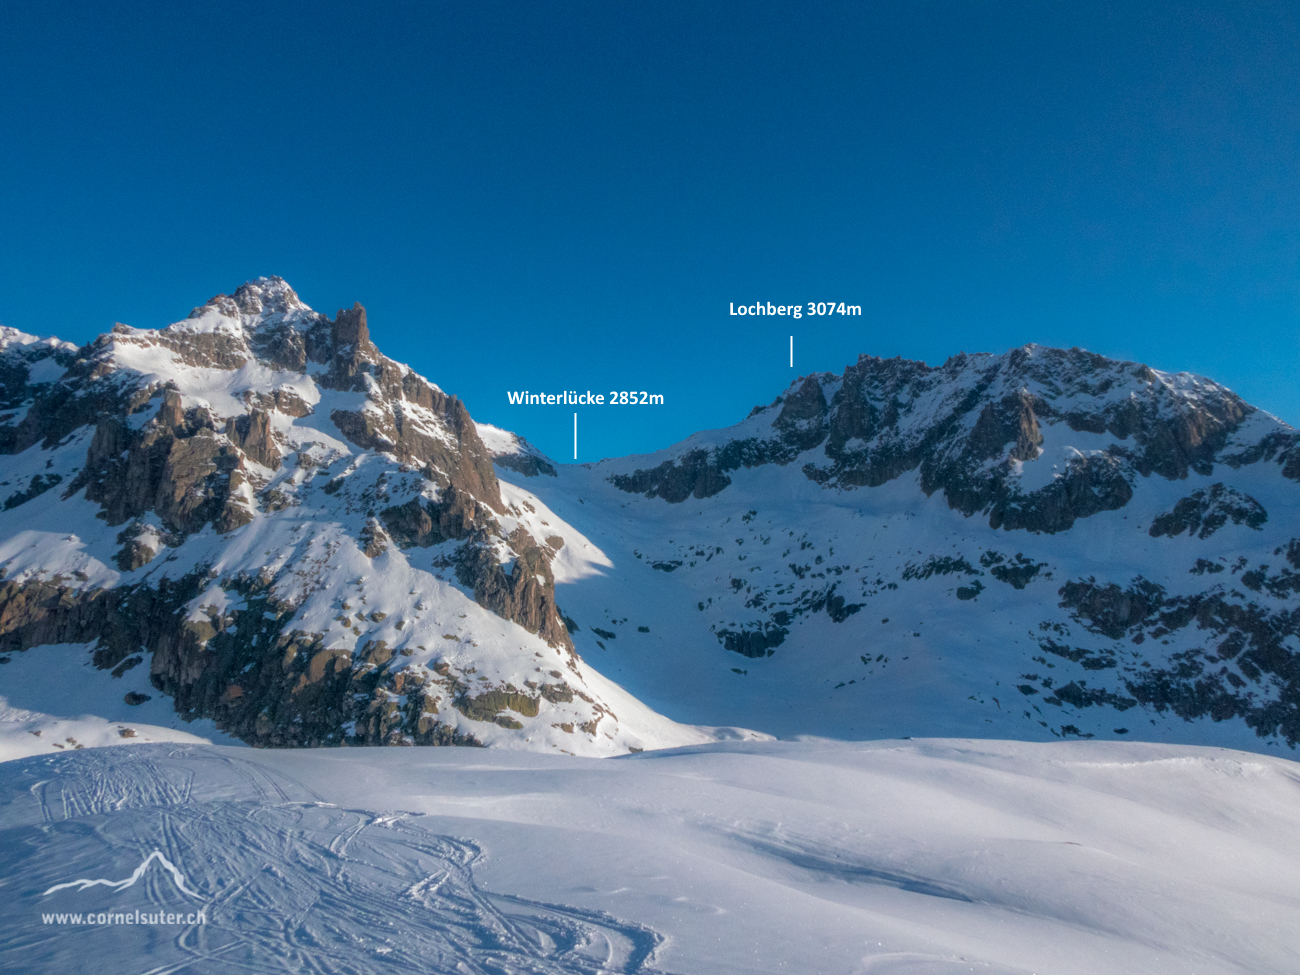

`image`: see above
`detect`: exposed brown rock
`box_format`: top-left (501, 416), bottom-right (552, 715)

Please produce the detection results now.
top-left (380, 487), bottom-right (490, 548)
top-left (457, 534), bottom-right (573, 651)
top-left (322, 303), bottom-right (378, 390)
top-left (0, 281), bottom-right (591, 753)
top-left (456, 688), bottom-right (541, 724)
top-left (156, 389), bottom-right (186, 430)
top-left (227, 409), bottom-right (281, 469)
top-left (359, 519), bottom-right (389, 557)
top-left (331, 393), bottom-right (504, 514)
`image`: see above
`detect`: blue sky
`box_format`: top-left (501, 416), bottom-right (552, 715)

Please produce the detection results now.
top-left (2, 1), bottom-right (1298, 462)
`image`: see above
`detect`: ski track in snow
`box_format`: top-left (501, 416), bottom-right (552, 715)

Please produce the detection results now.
top-left (1, 740), bottom-right (1299, 974)
top-left (0, 748), bottom-right (675, 975)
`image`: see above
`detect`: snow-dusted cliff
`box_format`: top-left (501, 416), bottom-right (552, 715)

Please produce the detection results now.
top-left (4, 278), bottom-right (1300, 757)
top-left (0, 278), bottom-right (728, 756)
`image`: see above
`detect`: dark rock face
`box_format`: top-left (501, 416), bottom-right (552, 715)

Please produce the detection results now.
top-left (456, 531), bottom-right (574, 652)
top-left (985, 452), bottom-right (1134, 533)
top-left (332, 389), bottom-right (503, 513)
top-left (610, 345), bottom-right (1268, 537)
top-left (1058, 578), bottom-right (1168, 640)
top-left (609, 449), bottom-right (734, 502)
top-left (113, 524), bottom-right (162, 571)
top-left (375, 485), bottom-right (574, 652)
top-left (380, 488), bottom-right (491, 548)
top-left (1047, 574), bottom-right (1300, 746)
top-left (981, 551), bottom-right (1049, 589)
top-left (1149, 483), bottom-right (1268, 539)
top-left (968, 391), bottom-right (1043, 462)
top-left (716, 625), bottom-right (787, 658)
top-left (3, 473), bottom-right (63, 510)
top-left (494, 453), bottom-right (557, 478)
top-left (72, 397), bottom-right (249, 536)
top-left (0, 348), bottom-right (133, 457)
top-left (323, 303), bottom-right (377, 390)
top-left (610, 376), bottom-right (841, 503)
top-left (0, 570), bottom-right (486, 748)
top-left (773, 376), bottom-right (829, 452)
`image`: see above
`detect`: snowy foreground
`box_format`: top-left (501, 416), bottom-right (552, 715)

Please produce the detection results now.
top-left (1, 739), bottom-right (1297, 974)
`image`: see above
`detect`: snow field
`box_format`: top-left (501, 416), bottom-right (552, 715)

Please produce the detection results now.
top-left (1, 738), bottom-right (1297, 974)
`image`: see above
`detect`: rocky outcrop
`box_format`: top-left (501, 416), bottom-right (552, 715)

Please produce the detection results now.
top-left (456, 687), bottom-right (541, 729)
top-left (969, 390), bottom-right (1043, 461)
top-left (0, 569), bottom-right (488, 748)
top-left (716, 624), bottom-right (788, 658)
top-left (456, 531), bottom-right (574, 652)
top-left (69, 392), bottom-right (248, 536)
top-left (3, 473), bottom-right (63, 510)
top-left (609, 449), bottom-right (733, 503)
top-left (773, 375), bottom-right (829, 452)
top-left (380, 488), bottom-right (492, 548)
top-left (1047, 574), bottom-right (1300, 746)
top-left (494, 453), bottom-right (558, 478)
top-left (322, 303), bottom-right (378, 391)
top-left (985, 452), bottom-right (1133, 533)
top-left (228, 409), bottom-right (281, 469)
top-left (1149, 483), bottom-right (1267, 539)
top-left (331, 394), bottom-right (503, 511)
top-left (611, 344), bottom-right (1267, 537)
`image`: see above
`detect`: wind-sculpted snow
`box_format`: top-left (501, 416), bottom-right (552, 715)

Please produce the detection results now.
top-left (2, 740), bottom-right (1299, 974)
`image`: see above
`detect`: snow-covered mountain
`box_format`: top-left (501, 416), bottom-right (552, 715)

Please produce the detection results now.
top-left (490, 343), bottom-right (1300, 754)
top-left (2, 278), bottom-right (1299, 757)
top-left (0, 278), bottom-right (727, 757)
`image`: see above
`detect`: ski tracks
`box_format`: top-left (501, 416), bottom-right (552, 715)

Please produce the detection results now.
top-left (0, 747), bottom-right (677, 975)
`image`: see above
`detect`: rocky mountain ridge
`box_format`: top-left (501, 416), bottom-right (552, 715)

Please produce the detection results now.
top-left (0, 278), bottom-right (708, 755)
top-left (3, 278), bottom-right (1299, 755)
top-left (495, 344), bottom-right (1300, 752)
top-left (608, 345), bottom-right (1289, 531)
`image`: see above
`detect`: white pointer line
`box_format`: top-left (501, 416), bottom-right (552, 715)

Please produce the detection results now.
top-left (573, 412), bottom-right (578, 460)
top-left (790, 335), bottom-right (793, 368)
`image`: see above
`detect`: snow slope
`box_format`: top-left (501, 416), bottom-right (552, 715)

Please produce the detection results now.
top-left (513, 458), bottom-right (1298, 751)
top-left (1, 739), bottom-right (1297, 974)
top-left (0, 639), bottom-right (237, 761)
top-left (487, 347), bottom-right (1300, 756)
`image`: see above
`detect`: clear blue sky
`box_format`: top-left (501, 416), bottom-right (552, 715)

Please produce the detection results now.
top-left (2, 1), bottom-right (1298, 462)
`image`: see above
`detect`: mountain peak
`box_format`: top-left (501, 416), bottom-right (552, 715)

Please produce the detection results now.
top-left (185, 275), bottom-right (319, 333)
top-left (0, 279), bottom-right (696, 756)
top-left (231, 275), bottom-right (306, 316)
